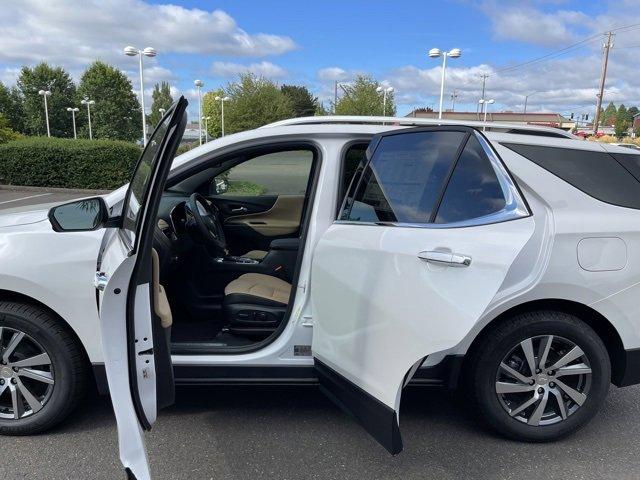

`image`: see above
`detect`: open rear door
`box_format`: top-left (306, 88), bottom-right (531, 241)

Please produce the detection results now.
top-left (311, 126), bottom-right (534, 454)
top-left (97, 98), bottom-right (187, 479)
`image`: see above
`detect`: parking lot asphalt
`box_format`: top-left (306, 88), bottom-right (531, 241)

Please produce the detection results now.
top-left (2, 383), bottom-right (640, 480)
top-left (0, 187), bottom-right (97, 213)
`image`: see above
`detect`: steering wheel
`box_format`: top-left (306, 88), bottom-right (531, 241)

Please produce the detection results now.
top-left (185, 193), bottom-right (227, 256)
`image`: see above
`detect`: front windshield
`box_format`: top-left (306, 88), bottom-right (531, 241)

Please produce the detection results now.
top-left (121, 105), bottom-right (175, 247)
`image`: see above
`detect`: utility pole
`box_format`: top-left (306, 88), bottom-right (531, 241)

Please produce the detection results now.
top-left (478, 74), bottom-right (489, 117)
top-left (334, 80), bottom-right (338, 114)
top-left (450, 90), bottom-right (459, 111)
top-left (593, 32), bottom-right (614, 135)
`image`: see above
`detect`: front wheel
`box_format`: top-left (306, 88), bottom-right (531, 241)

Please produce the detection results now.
top-left (470, 310), bottom-right (611, 441)
top-left (0, 302), bottom-right (88, 435)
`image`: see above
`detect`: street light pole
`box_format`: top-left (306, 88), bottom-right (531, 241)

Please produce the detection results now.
top-left (203, 116), bottom-right (210, 142)
top-left (215, 96), bottom-right (231, 136)
top-left (429, 48), bottom-right (461, 119)
top-left (124, 46), bottom-right (157, 146)
top-left (38, 90), bottom-right (51, 137)
top-left (66, 107), bottom-right (79, 139)
top-left (375, 86), bottom-right (394, 117)
top-left (194, 80), bottom-right (204, 145)
top-left (524, 92), bottom-right (538, 114)
top-left (81, 98), bottom-right (95, 140)
top-left (479, 98), bottom-right (495, 129)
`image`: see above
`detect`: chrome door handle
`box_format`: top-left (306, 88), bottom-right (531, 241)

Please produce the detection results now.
top-left (418, 251), bottom-right (472, 267)
top-left (231, 207), bottom-right (248, 213)
top-left (94, 272), bottom-right (109, 291)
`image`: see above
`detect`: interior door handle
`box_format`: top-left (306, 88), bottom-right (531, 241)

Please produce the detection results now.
top-left (231, 207), bottom-right (248, 213)
top-left (418, 251), bottom-right (472, 267)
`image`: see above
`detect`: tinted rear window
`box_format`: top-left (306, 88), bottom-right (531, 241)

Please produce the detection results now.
top-left (502, 143), bottom-right (640, 210)
top-left (435, 136), bottom-right (505, 223)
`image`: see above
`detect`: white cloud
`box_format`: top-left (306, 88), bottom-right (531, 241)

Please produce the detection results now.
top-left (0, 0), bottom-right (297, 67)
top-left (211, 61), bottom-right (288, 79)
top-left (487, 6), bottom-right (588, 46)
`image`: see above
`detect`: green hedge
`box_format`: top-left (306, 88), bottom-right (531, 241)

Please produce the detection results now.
top-left (0, 137), bottom-right (141, 190)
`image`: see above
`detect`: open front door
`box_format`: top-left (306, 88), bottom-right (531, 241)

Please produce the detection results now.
top-left (311, 127), bottom-right (534, 454)
top-left (97, 98), bottom-right (187, 479)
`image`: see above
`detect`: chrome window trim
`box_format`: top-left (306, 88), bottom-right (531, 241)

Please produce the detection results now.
top-left (337, 129), bottom-right (530, 229)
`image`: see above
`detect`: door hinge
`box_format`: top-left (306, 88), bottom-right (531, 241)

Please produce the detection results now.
top-left (297, 282), bottom-right (306, 293)
top-left (301, 315), bottom-right (313, 327)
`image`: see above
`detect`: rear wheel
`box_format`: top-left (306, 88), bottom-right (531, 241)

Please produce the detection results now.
top-left (470, 310), bottom-right (610, 441)
top-left (0, 302), bottom-right (88, 435)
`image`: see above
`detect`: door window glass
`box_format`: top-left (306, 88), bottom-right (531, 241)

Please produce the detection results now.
top-left (122, 106), bottom-right (174, 246)
top-left (435, 136), bottom-right (506, 223)
top-left (214, 150), bottom-right (313, 196)
top-left (341, 131), bottom-right (465, 223)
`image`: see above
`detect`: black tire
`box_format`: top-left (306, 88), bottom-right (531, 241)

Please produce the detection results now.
top-left (0, 301), bottom-right (88, 435)
top-left (469, 310), bottom-right (610, 441)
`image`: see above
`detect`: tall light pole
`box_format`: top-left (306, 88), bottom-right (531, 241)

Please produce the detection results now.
top-left (479, 98), bottom-right (495, 129)
top-left (66, 107), bottom-right (79, 139)
top-left (194, 79), bottom-right (204, 145)
top-left (375, 85), bottom-right (394, 117)
top-left (202, 116), bottom-right (211, 142)
top-left (38, 90), bottom-right (51, 137)
top-left (429, 48), bottom-right (461, 119)
top-left (81, 98), bottom-right (95, 140)
top-left (124, 45), bottom-right (157, 146)
top-left (215, 96), bottom-right (231, 136)
top-left (523, 92), bottom-right (539, 114)
top-left (158, 107), bottom-right (166, 116)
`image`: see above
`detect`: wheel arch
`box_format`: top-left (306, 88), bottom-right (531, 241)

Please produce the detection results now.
top-left (0, 289), bottom-right (92, 369)
top-left (459, 298), bottom-right (626, 388)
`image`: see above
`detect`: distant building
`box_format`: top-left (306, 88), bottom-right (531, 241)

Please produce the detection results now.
top-left (183, 122), bottom-right (201, 142)
top-left (405, 110), bottom-right (575, 131)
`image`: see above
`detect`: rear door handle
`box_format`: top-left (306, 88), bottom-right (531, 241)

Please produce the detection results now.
top-left (231, 207), bottom-right (248, 213)
top-left (418, 251), bottom-right (472, 267)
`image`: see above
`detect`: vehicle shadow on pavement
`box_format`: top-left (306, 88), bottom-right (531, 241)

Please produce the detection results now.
top-left (3, 385), bottom-right (640, 480)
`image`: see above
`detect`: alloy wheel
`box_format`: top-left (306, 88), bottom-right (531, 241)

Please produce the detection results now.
top-left (0, 326), bottom-right (55, 420)
top-left (495, 335), bottom-right (592, 426)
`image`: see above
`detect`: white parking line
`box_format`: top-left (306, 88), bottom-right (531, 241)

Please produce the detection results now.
top-left (0, 193), bottom-right (52, 205)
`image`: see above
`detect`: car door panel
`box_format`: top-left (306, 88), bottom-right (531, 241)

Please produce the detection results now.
top-left (224, 194), bottom-right (305, 236)
top-left (98, 98), bottom-right (187, 479)
top-left (311, 126), bottom-right (533, 455)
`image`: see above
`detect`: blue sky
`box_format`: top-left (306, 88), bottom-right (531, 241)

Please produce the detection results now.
top-left (2, 0), bottom-right (639, 119)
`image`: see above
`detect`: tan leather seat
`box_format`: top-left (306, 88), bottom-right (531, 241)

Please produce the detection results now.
top-left (224, 273), bottom-right (291, 305)
top-left (242, 250), bottom-right (268, 261)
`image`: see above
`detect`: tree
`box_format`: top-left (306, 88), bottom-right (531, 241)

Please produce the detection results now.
top-left (601, 102), bottom-right (617, 126)
top-left (334, 75), bottom-right (397, 116)
top-left (315, 101), bottom-right (330, 116)
top-left (201, 88), bottom-right (225, 139)
top-left (0, 83), bottom-right (25, 133)
top-left (203, 74), bottom-right (294, 135)
top-left (628, 106), bottom-right (639, 119)
top-left (614, 118), bottom-right (629, 140)
top-left (76, 61), bottom-right (141, 142)
top-left (0, 113), bottom-right (21, 143)
top-left (149, 82), bottom-right (174, 127)
top-left (280, 85), bottom-right (317, 117)
top-left (17, 63), bottom-right (76, 137)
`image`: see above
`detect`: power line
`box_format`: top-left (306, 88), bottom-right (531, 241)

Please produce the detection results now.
top-left (492, 22), bottom-right (640, 75)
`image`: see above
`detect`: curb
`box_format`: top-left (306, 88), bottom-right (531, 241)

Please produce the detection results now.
top-left (0, 184), bottom-right (111, 195)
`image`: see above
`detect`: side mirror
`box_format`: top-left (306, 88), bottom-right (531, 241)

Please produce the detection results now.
top-left (212, 176), bottom-right (229, 195)
top-left (49, 197), bottom-right (109, 232)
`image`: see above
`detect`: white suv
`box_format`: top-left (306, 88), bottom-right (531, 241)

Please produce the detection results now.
top-left (2, 98), bottom-right (640, 478)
